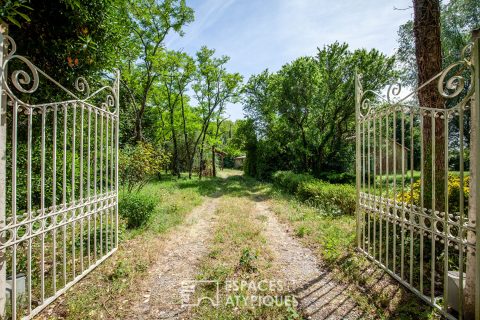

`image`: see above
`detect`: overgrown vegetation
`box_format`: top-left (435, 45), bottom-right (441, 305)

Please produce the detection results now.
top-left (397, 174), bottom-right (470, 214)
top-left (269, 187), bottom-right (438, 319)
top-left (191, 181), bottom-right (301, 319)
top-left (2, 0), bottom-right (480, 318)
top-left (241, 43), bottom-right (396, 180)
top-left (272, 171), bottom-right (356, 215)
top-left (48, 174), bottom-right (219, 318)
top-left (119, 142), bottom-right (170, 193)
top-left (119, 192), bottom-right (157, 228)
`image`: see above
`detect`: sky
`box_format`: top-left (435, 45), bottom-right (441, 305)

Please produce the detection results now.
top-left (165, 0), bottom-right (414, 120)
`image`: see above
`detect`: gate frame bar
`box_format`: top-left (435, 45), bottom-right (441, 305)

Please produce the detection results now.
top-left (0, 23), bottom-right (8, 317)
top-left (471, 28), bottom-right (480, 320)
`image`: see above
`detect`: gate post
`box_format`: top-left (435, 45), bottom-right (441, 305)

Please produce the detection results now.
top-left (355, 71), bottom-right (362, 248)
top-left (0, 22), bottom-right (7, 316)
top-left (467, 28), bottom-right (480, 320)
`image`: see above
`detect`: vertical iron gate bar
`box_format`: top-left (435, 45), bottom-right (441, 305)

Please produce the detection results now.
top-left (355, 72), bottom-right (361, 248)
top-left (471, 28), bottom-right (480, 320)
top-left (0, 26), bottom-right (7, 317)
top-left (459, 97), bottom-right (465, 320)
top-left (115, 69), bottom-right (120, 249)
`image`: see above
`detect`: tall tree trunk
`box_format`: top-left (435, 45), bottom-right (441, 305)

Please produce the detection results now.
top-left (198, 130), bottom-right (208, 180)
top-left (134, 109), bottom-right (144, 142)
top-left (187, 113), bottom-right (214, 179)
top-left (212, 146), bottom-right (216, 177)
top-left (199, 143), bottom-right (204, 180)
top-left (169, 107), bottom-right (180, 178)
top-left (413, 0), bottom-right (445, 212)
top-left (135, 73), bottom-right (154, 142)
top-left (180, 94), bottom-right (192, 178)
top-left (413, 1), bottom-right (477, 318)
top-left (300, 127), bottom-right (308, 171)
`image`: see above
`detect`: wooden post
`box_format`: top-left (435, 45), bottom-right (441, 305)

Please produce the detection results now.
top-left (0, 21), bottom-right (8, 316)
top-left (466, 27), bottom-right (480, 320)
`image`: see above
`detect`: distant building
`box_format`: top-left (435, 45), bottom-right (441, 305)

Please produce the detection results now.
top-left (234, 155), bottom-right (246, 168)
top-left (369, 139), bottom-right (409, 172)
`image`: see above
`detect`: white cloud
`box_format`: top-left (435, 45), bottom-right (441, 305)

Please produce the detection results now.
top-left (165, 0), bottom-right (236, 49)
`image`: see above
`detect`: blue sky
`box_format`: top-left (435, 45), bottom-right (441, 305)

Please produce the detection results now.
top-left (165, 0), bottom-right (414, 120)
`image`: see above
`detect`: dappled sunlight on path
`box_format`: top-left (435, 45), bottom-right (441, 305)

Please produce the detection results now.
top-left (257, 201), bottom-right (371, 319)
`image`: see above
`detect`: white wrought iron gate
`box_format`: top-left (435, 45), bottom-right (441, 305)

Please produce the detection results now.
top-left (355, 33), bottom-right (480, 320)
top-left (0, 32), bottom-right (119, 319)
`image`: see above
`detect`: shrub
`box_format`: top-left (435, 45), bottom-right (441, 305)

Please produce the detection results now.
top-left (119, 142), bottom-right (170, 193)
top-left (398, 174), bottom-right (469, 214)
top-left (296, 180), bottom-right (356, 215)
top-left (317, 171), bottom-right (356, 184)
top-left (272, 171), bottom-right (356, 215)
top-left (272, 171), bottom-right (314, 194)
top-left (119, 193), bottom-right (157, 229)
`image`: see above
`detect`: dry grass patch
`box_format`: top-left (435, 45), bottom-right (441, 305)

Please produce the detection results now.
top-left (36, 177), bottom-right (213, 319)
top-left (269, 193), bottom-right (439, 320)
top-left (190, 196), bottom-right (301, 320)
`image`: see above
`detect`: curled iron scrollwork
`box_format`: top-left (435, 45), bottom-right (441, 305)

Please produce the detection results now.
top-left (75, 77), bottom-right (91, 98)
top-left (358, 41), bottom-right (474, 116)
top-left (1, 34), bottom-right (119, 113)
top-left (437, 43), bottom-right (474, 101)
top-left (10, 56), bottom-right (40, 94)
top-left (387, 83), bottom-right (402, 103)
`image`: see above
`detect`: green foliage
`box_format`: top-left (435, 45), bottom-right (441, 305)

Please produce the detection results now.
top-left (317, 171), bottom-right (356, 184)
top-left (296, 180), bottom-right (356, 215)
top-left (119, 142), bottom-right (170, 193)
top-left (273, 171), bottom-right (356, 215)
top-left (295, 225), bottom-right (311, 238)
top-left (398, 174), bottom-right (470, 214)
top-left (124, 0), bottom-right (195, 141)
top-left (9, 0), bottom-right (130, 85)
top-left (238, 247), bottom-right (258, 273)
top-left (243, 42), bottom-right (396, 179)
top-left (0, 0), bottom-right (32, 27)
top-left (272, 171), bottom-right (314, 194)
top-left (119, 192), bottom-right (157, 229)
top-left (396, 0), bottom-right (480, 86)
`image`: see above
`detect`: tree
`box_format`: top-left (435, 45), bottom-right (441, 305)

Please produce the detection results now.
top-left (397, 0), bottom-right (480, 154)
top-left (412, 1), bottom-right (477, 317)
top-left (156, 50), bottom-right (196, 177)
top-left (191, 47), bottom-right (242, 179)
top-left (126, 0), bottom-right (194, 141)
top-left (243, 43), bottom-right (395, 179)
top-left (277, 57), bottom-right (319, 171)
top-left (8, 0), bottom-right (130, 87)
top-left (413, 0), bottom-right (445, 210)
top-left (397, 0), bottom-right (480, 86)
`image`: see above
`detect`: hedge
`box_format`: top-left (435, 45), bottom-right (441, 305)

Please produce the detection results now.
top-left (272, 171), bottom-right (356, 215)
